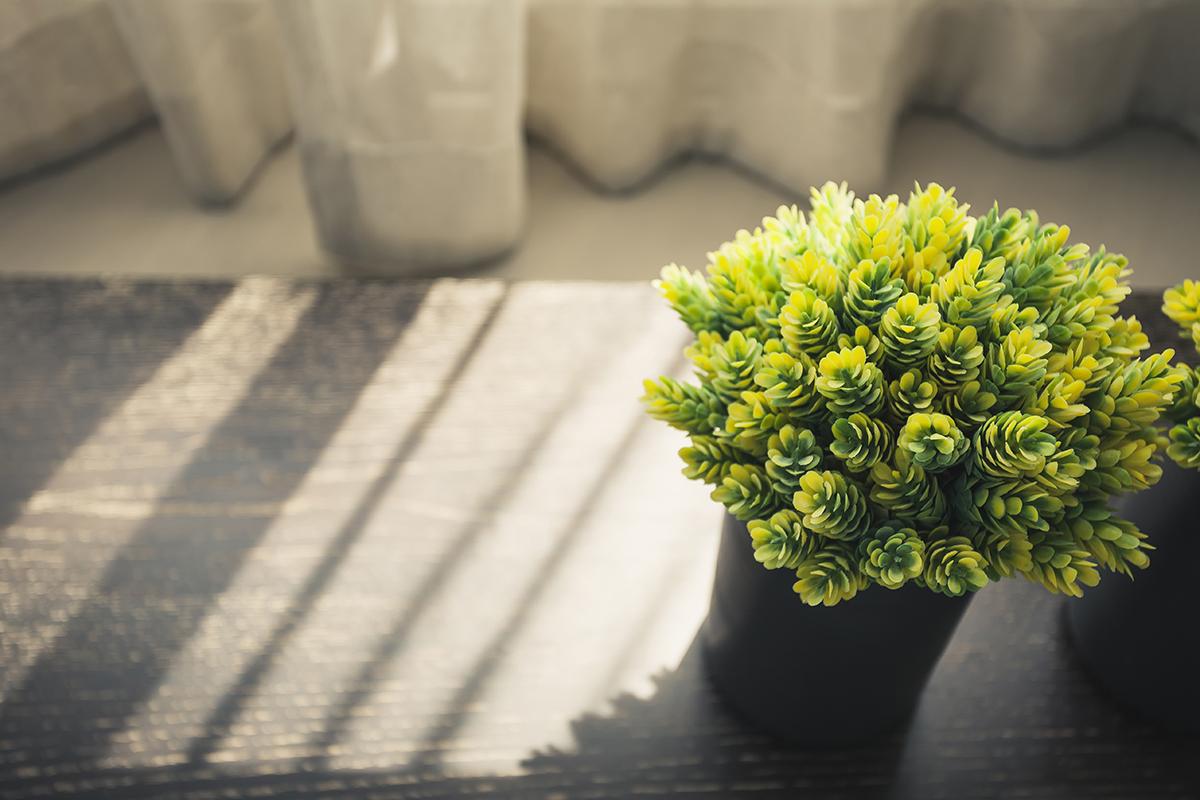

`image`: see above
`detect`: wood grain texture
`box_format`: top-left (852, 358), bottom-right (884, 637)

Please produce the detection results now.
top-left (0, 279), bottom-right (1195, 800)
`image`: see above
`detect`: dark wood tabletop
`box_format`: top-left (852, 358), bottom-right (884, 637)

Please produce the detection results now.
top-left (0, 278), bottom-right (1195, 800)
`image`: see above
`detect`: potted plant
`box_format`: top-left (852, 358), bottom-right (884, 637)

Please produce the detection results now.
top-left (642, 182), bottom-right (1182, 745)
top-left (1066, 281), bottom-right (1200, 733)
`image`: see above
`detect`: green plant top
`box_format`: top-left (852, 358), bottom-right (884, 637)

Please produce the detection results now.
top-left (643, 182), bottom-right (1181, 606)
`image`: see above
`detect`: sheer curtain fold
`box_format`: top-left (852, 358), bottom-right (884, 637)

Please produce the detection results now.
top-left (108, 0), bottom-right (292, 204)
top-left (528, 0), bottom-right (1200, 191)
top-left (2, 0), bottom-right (1198, 265)
top-left (0, 0), bottom-right (149, 183)
top-left (272, 0), bottom-right (526, 268)
top-left (282, 0), bottom-right (1200, 267)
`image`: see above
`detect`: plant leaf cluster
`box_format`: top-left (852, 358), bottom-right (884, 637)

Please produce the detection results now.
top-left (1161, 280), bottom-right (1200, 468)
top-left (645, 182), bottom-right (1181, 605)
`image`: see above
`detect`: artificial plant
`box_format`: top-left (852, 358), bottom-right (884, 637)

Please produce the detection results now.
top-left (643, 182), bottom-right (1182, 606)
top-left (1161, 281), bottom-right (1200, 468)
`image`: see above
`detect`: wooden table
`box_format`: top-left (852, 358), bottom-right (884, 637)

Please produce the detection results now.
top-left (0, 278), bottom-right (1195, 799)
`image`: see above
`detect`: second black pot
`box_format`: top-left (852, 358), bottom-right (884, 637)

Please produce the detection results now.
top-left (701, 514), bottom-right (973, 746)
top-left (1066, 461), bottom-right (1200, 733)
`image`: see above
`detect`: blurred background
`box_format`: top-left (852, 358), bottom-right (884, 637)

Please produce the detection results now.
top-left (2, 2), bottom-right (1200, 798)
top-left (2, 0), bottom-right (1198, 285)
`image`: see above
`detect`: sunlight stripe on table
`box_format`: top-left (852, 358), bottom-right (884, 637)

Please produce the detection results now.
top-left (97, 280), bottom-right (505, 769)
top-left (193, 285), bottom-right (667, 769)
top-left (0, 278), bottom-right (317, 697)
top-left (320, 292), bottom-right (695, 774)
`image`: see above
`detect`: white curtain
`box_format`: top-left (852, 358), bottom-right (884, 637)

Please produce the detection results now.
top-left (0, 0), bottom-right (290, 203)
top-left (109, 0), bottom-right (292, 203)
top-left (0, 0), bottom-right (148, 182)
top-left (273, 0), bottom-right (524, 267)
top-left (3, 0), bottom-right (1199, 267)
top-left (528, 0), bottom-right (1200, 189)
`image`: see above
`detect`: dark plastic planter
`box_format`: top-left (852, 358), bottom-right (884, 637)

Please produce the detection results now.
top-left (1066, 462), bottom-right (1200, 733)
top-left (701, 514), bottom-right (973, 746)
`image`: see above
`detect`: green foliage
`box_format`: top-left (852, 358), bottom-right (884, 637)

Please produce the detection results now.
top-left (973, 529), bottom-right (1033, 579)
top-left (749, 509), bottom-right (815, 569)
top-left (830, 413), bottom-right (893, 472)
top-left (988, 327), bottom-right (1052, 411)
top-left (1029, 373), bottom-right (1089, 431)
top-left (869, 455), bottom-right (947, 527)
top-left (1163, 279), bottom-right (1200, 331)
top-left (1162, 280), bottom-right (1200, 471)
top-left (793, 540), bottom-right (866, 606)
top-left (969, 205), bottom-right (1035, 263)
top-left (641, 377), bottom-right (723, 436)
top-left (1024, 529), bottom-right (1099, 598)
top-left (837, 324), bottom-right (885, 363)
top-left (807, 181), bottom-right (854, 257)
top-left (710, 331), bottom-right (763, 402)
top-left (928, 325), bottom-right (984, 390)
top-left (886, 369), bottom-right (937, 423)
top-left (1105, 315), bottom-right (1150, 358)
top-left (972, 411), bottom-right (1057, 479)
top-left (753, 351), bottom-right (825, 422)
top-left (879, 293), bottom-right (941, 371)
top-left (846, 193), bottom-right (904, 266)
top-left (793, 470), bottom-right (870, 540)
top-left (724, 391), bottom-right (784, 455)
top-left (816, 346), bottom-right (885, 416)
top-left (644, 183), bottom-right (1182, 605)
top-left (1167, 418), bottom-right (1200, 468)
top-left (843, 259), bottom-right (905, 332)
top-left (999, 232), bottom-right (1076, 314)
top-left (711, 464), bottom-right (778, 522)
top-left (954, 473), bottom-right (1063, 538)
top-left (679, 436), bottom-right (744, 484)
top-left (684, 331), bottom-right (724, 380)
top-left (706, 231), bottom-right (780, 336)
top-left (898, 413), bottom-right (967, 472)
top-left (924, 532), bottom-right (990, 597)
top-left (763, 204), bottom-right (810, 260)
top-left (1164, 365), bottom-right (1199, 423)
top-left (780, 289), bottom-right (840, 358)
top-left (932, 248), bottom-right (1007, 329)
top-left (942, 380), bottom-right (998, 432)
top-left (1086, 351), bottom-right (1181, 491)
top-left (902, 182), bottom-right (971, 292)
top-left (1060, 502), bottom-right (1151, 577)
top-left (765, 425), bottom-right (824, 496)
top-left (858, 523), bottom-right (925, 589)
top-left (986, 299), bottom-right (1041, 341)
top-left (780, 250), bottom-right (841, 302)
top-left (656, 264), bottom-right (719, 333)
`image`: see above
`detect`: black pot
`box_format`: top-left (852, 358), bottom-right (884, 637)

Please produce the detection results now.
top-left (1066, 461), bottom-right (1200, 733)
top-left (701, 514), bottom-right (973, 746)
